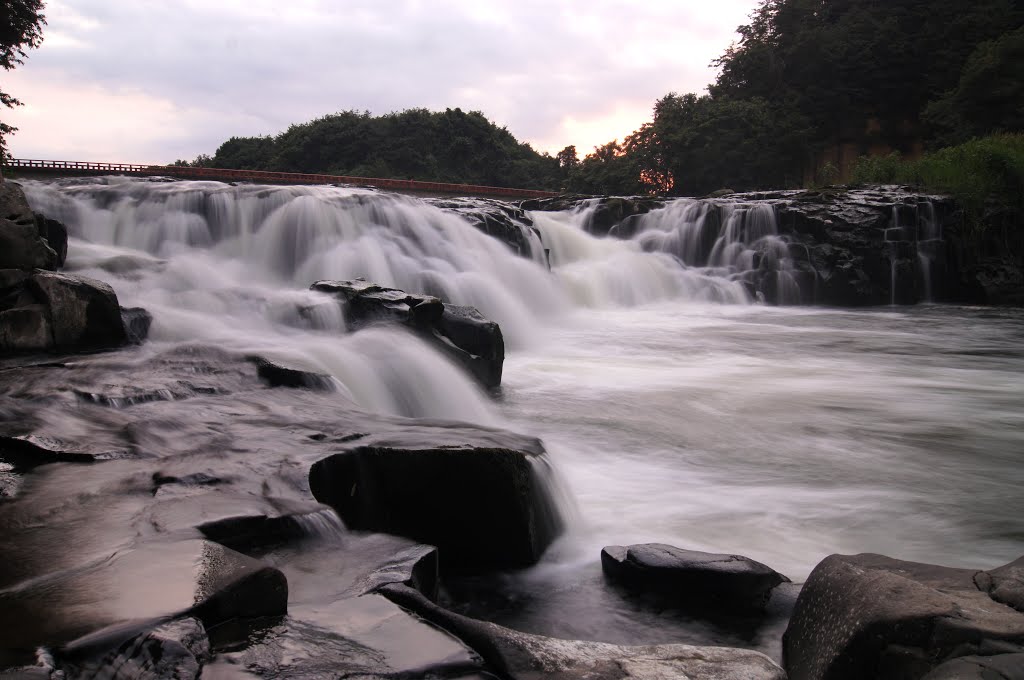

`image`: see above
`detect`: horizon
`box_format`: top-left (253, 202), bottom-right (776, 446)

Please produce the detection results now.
top-left (4, 0), bottom-right (757, 164)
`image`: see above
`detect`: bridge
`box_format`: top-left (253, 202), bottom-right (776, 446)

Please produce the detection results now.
top-left (1, 158), bottom-right (560, 200)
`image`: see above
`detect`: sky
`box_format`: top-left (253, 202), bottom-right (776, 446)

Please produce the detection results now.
top-left (4, 0), bottom-right (758, 164)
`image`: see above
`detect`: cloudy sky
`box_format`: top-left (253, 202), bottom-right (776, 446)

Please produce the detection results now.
top-left (5, 0), bottom-right (757, 164)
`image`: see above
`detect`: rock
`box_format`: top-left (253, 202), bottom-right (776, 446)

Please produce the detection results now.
top-left (357, 544), bottom-right (440, 600)
top-left (963, 257), bottom-right (1024, 305)
top-left (311, 278), bottom-right (505, 388)
top-left (0, 433), bottom-right (131, 466)
top-left (0, 539), bottom-right (287, 655)
top-left (922, 653), bottom-right (1024, 679)
top-left (0, 183), bottom-right (60, 271)
top-left (33, 213), bottom-right (67, 268)
top-left (435, 305), bottom-right (505, 388)
top-left (309, 443), bottom-right (564, 572)
top-left (430, 196), bottom-right (541, 257)
top-left (977, 556), bottom-right (1024, 613)
top-left (58, 617), bottom-right (210, 680)
top-left (0, 305), bottom-right (52, 353)
top-left (28, 271), bottom-right (127, 350)
top-left (197, 504), bottom-right (339, 554)
top-left (121, 306), bottom-right (153, 344)
top-left (380, 582), bottom-right (787, 679)
top-left (782, 553), bottom-right (1024, 680)
top-left (249, 356), bottom-right (335, 390)
top-left (583, 197), bottom-right (664, 237)
top-left (601, 543), bottom-right (790, 611)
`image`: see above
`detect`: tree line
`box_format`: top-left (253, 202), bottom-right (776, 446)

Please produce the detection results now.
top-left (177, 0), bottom-right (1024, 197)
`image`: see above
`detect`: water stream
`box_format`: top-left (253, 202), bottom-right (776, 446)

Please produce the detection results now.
top-left (16, 177), bottom-right (1024, 658)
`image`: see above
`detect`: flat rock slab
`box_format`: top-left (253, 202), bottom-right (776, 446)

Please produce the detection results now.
top-left (206, 594), bottom-right (490, 679)
top-left (380, 583), bottom-right (786, 680)
top-left (602, 543), bottom-right (789, 611)
top-left (783, 553), bottom-right (1024, 680)
top-left (0, 539), bottom-right (287, 661)
top-left (309, 444), bottom-right (563, 572)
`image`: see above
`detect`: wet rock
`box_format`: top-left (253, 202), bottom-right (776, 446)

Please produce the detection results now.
top-left (922, 653), bottom-right (1024, 679)
top-left (431, 196), bottom-right (540, 256)
top-left (249, 356), bottom-right (335, 390)
top-left (962, 257), bottom-right (1024, 305)
top-left (0, 434), bottom-right (131, 466)
top-left (28, 271), bottom-right (127, 350)
top-left (436, 305), bottom-right (505, 388)
top-left (380, 582), bottom-right (787, 679)
top-left (601, 543), bottom-right (790, 611)
top-left (782, 553), bottom-right (1024, 680)
top-left (33, 213), bottom-right (67, 268)
top-left (311, 278), bottom-right (505, 388)
top-left (0, 305), bottom-right (52, 353)
top-left (0, 539), bottom-right (287, 656)
top-left (977, 556), bottom-right (1024, 613)
top-left (208, 594), bottom-right (491, 679)
top-left (58, 616), bottom-right (210, 680)
top-left (309, 443), bottom-right (564, 573)
top-left (357, 543), bottom-right (440, 600)
top-left (121, 306), bottom-right (153, 344)
top-left (583, 197), bottom-right (664, 237)
top-left (197, 504), bottom-right (339, 554)
top-left (0, 184), bottom-right (58, 271)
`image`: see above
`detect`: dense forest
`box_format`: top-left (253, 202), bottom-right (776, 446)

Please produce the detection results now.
top-left (181, 0), bottom-right (1024, 197)
top-left (179, 108), bottom-right (562, 190)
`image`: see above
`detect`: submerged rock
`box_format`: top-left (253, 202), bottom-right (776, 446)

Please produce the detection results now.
top-left (783, 552), bottom-right (1024, 680)
top-left (309, 443), bottom-right (563, 572)
top-left (120, 306), bottom-right (153, 345)
top-left (380, 582), bottom-right (787, 679)
top-left (58, 617), bottom-right (210, 680)
top-left (249, 356), bottom-right (335, 390)
top-left (601, 543), bottom-right (790, 611)
top-left (311, 278), bottom-right (504, 388)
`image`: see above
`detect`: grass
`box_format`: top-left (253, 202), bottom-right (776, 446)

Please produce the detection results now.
top-left (851, 133), bottom-right (1024, 233)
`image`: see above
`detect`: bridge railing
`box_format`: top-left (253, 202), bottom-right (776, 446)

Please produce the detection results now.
top-left (2, 158), bottom-right (560, 199)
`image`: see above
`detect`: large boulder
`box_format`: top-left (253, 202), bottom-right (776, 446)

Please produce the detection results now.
top-left (0, 269), bottom-right (130, 355)
top-left (601, 543), bottom-right (790, 611)
top-left (311, 278), bottom-right (504, 388)
top-left (309, 443), bottom-right (564, 572)
top-left (380, 582), bottom-right (787, 679)
top-left (0, 182), bottom-right (66, 271)
top-left (430, 196), bottom-right (541, 257)
top-left (783, 553), bottom-right (1024, 680)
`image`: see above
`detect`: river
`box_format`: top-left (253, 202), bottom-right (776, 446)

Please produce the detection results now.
top-left (17, 176), bottom-right (1024, 658)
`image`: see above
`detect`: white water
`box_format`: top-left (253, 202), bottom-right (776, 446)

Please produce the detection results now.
top-left (22, 178), bottom-right (1024, 587)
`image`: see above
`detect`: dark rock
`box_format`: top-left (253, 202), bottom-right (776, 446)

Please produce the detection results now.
top-left (977, 556), bottom-right (1024, 613)
top-left (33, 213), bottom-right (67, 268)
top-left (309, 443), bottom-right (564, 573)
top-left (121, 306), bottom-right (153, 344)
top-left (0, 184), bottom-right (58, 271)
top-left (0, 305), bottom-right (52, 353)
top-left (58, 616), bottom-right (210, 680)
top-left (27, 271), bottom-right (127, 349)
top-left (0, 434), bottom-right (131, 467)
top-left (430, 197), bottom-right (540, 256)
top-left (584, 197), bottom-right (664, 237)
top-left (249, 356), bottom-right (335, 390)
top-left (782, 553), bottom-right (1024, 680)
top-left (601, 543), bottom-right (790, 611)
top-left (435, 305), bottom-right (505, 388)
top-left (963, 258), bottom-right (1024, 306)
top-left (312, 278), bottom-right (505, 388)
top-left (922, 653), bottom-right (1024, 679)
top-left (152, 470), bottom-right (225, 489)
top-left (0, 539), bottom-right (287, 655)
top-left (380, 582), bottom-right (787, 679)
top-left (197, 504), bottom-right (339, 554)
top-left (358, 544), bottom-right (440, 600)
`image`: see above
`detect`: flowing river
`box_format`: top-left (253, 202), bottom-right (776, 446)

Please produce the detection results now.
top-left (18, 177), bottom-right (1024, 656)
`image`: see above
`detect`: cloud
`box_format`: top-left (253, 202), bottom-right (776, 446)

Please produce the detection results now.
top-left (4, 0), bottom-right (756, 162)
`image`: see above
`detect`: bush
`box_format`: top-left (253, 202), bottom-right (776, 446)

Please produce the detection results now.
top-left (851, 134), bottom-right (1024, 231)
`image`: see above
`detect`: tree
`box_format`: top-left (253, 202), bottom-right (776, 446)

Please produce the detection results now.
top-left (1, 0), bottom-right (46, 163)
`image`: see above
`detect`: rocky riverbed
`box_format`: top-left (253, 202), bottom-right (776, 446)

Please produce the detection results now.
top-left (1, 178), bottom-right (1022, 679)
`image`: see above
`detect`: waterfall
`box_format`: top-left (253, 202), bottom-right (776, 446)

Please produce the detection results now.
top-left (21, 178), bottom-right (757, 424)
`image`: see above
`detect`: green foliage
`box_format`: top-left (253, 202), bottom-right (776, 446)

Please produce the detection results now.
top-left (851, 134), bottom-right (1024, 228)
top-left (0, 0), bottom-right (46, 161)
top-left (206, 108), bottom-right (563, 190)
top-left (924, 26), bottom-right (1024, 146)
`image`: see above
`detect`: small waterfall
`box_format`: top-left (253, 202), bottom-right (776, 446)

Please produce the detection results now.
top-left (622, 199), bottom-right (802, 304)
top-left (916, 201), bottom-right (942, 303)
top-left (290, 507), bottom-right (347, 543)
top-left (887, 201), bottom-right (943, 305)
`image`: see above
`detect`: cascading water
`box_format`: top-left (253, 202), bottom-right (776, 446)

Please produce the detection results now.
top-left (886, 200), bottom-right (943, 304)
top-left (611, 199), bottom-right (803, 304)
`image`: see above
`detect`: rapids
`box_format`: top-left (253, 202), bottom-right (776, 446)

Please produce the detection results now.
top-left (15, 177), bottom-right (1024, 658)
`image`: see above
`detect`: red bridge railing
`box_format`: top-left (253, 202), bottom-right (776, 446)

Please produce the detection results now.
top-left (3, 158), bottom-right (559, 199)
